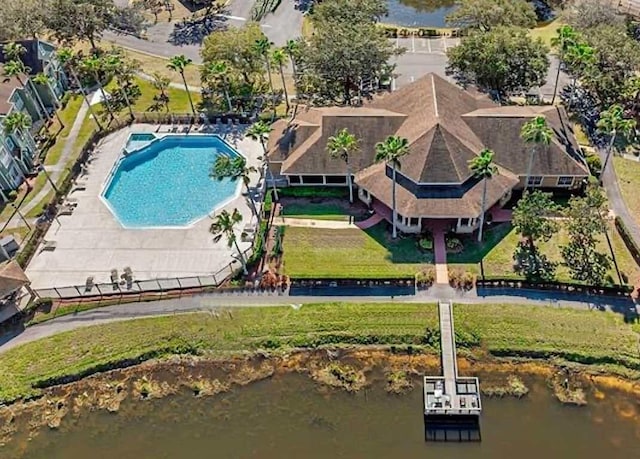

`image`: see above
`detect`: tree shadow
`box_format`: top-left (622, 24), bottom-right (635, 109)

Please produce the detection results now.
top-left (365, 222), bottom-right (434, 264)
top-left (169, 13), bottom-right (229, 46)
top-left (294, 0), bottom-right (315, 12)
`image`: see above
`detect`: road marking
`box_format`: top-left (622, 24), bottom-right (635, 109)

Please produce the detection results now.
top-left (427, 40), bottom-right (432, 53)
top-left (396, 36), bottom-right (399, 49)
top-left (442, 37), bottom-right (447, 52)
top-left (411, 34), bottom-right (415, 53)
top-left (392, 78), bottom-right (396, 91)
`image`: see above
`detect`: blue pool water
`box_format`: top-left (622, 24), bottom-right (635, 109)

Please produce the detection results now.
top-left (103, 135), bottom-right (241, 227)
top-left (125, 133), bottom-right (156, 152)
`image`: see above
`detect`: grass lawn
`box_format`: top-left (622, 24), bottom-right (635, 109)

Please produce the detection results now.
top-left (0, 302), bottom-right (638, 403)
top-left (529, 19), bottom-right (564, 48)
top-left (280, 202), bottom-right (354, 222)
top-left (613, 156), bottom-right (640, 228)
top-left (43, 95), bottom-right (85, 166)
top-left (456, 222), bottom-right (640, 285)
top-left (0, 226), bottom-right (30, 243)
top-left (282, 223), bottom-right (433, 278)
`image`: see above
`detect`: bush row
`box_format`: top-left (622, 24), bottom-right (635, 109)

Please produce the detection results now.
top-left (278, 186), bottom-right (348, 199)
top-left (614, 216), bottom-right (640, 267)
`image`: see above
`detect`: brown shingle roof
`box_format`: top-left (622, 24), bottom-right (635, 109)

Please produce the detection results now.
top-left (0, 260), bottom-right (30, 298)
top-left (355, 163), bottom-right (519, 218)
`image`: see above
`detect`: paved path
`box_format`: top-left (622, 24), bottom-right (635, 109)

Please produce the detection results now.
top-left (0, 289), bottom-right (635, 353)
top-left (274, 217), bottom-right (356, 229)
top-left (356, 213), bottom-right (383, 230)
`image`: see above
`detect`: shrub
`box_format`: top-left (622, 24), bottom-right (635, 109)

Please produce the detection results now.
top-left (449, 269), bottom-right (475, 290)
top-left (271, 225), bottom-right (284, 258)
top-left (415, 268), bottom-right (435, 289)
top-left (586, 153), bottom-right (602, 176)
top-left (7, 190), bottom-right (18, 201)
top-left (446, 236), bottom-right (463, 252)
top-left (418, 237), bottom-right (432, 250)
top-left (263, 189), bottom-right (273, 215)
top-left (615, 216), bottom-right (640, 266)
top-left (248, 220), bottom-right (268, 264)
top-left (278, 186), bottom-right (348, 199)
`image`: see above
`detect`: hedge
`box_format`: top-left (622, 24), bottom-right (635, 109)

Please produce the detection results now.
top-left (614, 216), bottom-right (640, 266)
top-left (278, 186), bottom-right (348, 199)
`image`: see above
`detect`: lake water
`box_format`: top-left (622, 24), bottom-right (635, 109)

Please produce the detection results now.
top-left (386, 0), bottom-right (457, 28)
top-left (4, 373), bottom-right (639, 458)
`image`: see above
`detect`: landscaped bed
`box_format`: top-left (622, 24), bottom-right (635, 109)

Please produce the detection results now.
top-left (282, 222), bottom-right (433, 278)
top-left (0, 302), bottom-right (638, 403)
top-left (279, 196), bottom-right (368, 222)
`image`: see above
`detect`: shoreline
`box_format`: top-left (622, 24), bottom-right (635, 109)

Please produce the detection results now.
top-left (1, 348), bottom-right (640, 447)
top-left (1, 303), bottom-right (638, 404)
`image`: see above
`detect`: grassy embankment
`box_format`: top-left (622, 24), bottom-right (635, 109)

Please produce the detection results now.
top-left (0, 302), bottom-right (638, 403)
top-left (613, 156), bottom-right (640, 228)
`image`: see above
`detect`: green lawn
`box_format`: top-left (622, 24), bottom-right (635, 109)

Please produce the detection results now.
top-left (454, 222), bottom-right (640, 285)
top-left (282, 223), bottom-right (433, 278)
top-left (529, 19), bottom-right (564, 48)
top-left (613, 156), bottom-right (640, 228)
top-left (43, 95), bottom-right (85, 166)
top-left (105, 76), bottom-right (201, 115)
top-left (280, 202), bottom-right (352, 222)
top-left (0, 302), bottom-right (638, 403)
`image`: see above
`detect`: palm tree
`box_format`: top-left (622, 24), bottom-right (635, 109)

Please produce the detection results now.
top-left (167, 55), bottom-right (196, 117)
top-left (271, 48), bottom-right (290, 114)
top-left (468, 148), bottom-right (498, 242)
top-left (151, 72), bottom-right (171, 112)
top-left (597, 104), bottom-right (637, 178)
top-left (327, 128), bottom-right (358, 204)
top-left (211, 155), bottom-right (259, 218)
top-left (206, 61), bottom-right (233, 113)
top-left (33, 73), bottom-right (63, 126)
top-left (82, 55), bottom-right (115, 121)
top-left (3, 60), bottom-right (51, 123)
top-left (550, 25), bottom-right (577, 105)
top-left (284, 39), bottom-right (300, 83)
top-left (57, 48), bottom-right (104, 131)
top-left (564, 42), bottom-right (595, 107)
top-left (210, 208), bottom-right (248, 275)
top-left (104, 54), bottom-right (136, 120)
top-left (520, 116), bottom-right (553, 190)
top-left (374, 135), bottom-right (410, 239)
top-left (246, 121), bottom-right (278, 200)
top-left (3, 111), bottom-right (34, 173)
top-left (254, 38), bottom-right (275, 116)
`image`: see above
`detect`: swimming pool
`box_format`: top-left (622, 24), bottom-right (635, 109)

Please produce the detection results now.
top-left (125, 133), bottom-right (156, 153)
top-left (103, 134), bottom-right (242, 228)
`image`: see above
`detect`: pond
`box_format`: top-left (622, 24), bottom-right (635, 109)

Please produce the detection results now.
top-left (4, 371), bottom-right (639, 458)
top-left (385, 0), bottom-right (457, 28)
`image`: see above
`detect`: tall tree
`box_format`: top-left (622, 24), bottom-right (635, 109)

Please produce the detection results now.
top-left (210, 208), bottom-right (249, 275)
top-left (46, 0), bottom-right (116, 49)
top-left (82, 55), bottom-right (115, 121)
top-left (550, 25), bottom-right (578, 105)
top-left (271, 47), bottom-right (290, 114)
top-left (520, 116), bottom-right (553, 190)
top-left (561, 184), bottom-right (612, 285)
top-left (284, 39), bottom-right (300, 84)
top-left (167, 54), bottom-right (196, 116)
top-left (246, 121), bottom-right (278, 201)
top-left (597, 104), bottom-right (637, 177)
top-left (104, 53), bottom-right (140, 120)
top-left (374, 135), bottom-right (410, 239)
top-left (204, 61), bottom-right (233, 113)
top-left (254, 38), bottom-right (275, 116)
top-left (446, 26), bottom-right (549, 100)
top-left (150, 72), bottom-right (170, 112)
top-left (211, 155), bottom-right (259, 218)
top-left (468, 148), bottom-right (497, 242)
top-left (327, 128), bottom-right (359, 204)
top-left (446, 0), bottom-right (536, 31)
top-left (562, 41), bottom-right (596, 106)
top-left (57, 48), bottom-right (104, 131)
top-left (301, 0), bottom-right (398, 104)
top-left (512, 190), bottom-right (559, 279)
top-left (3, 111), bottom-right (34, 173)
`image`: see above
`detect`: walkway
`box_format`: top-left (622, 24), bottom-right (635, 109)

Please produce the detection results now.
top-left (356, 213), bottom-right (383, 230)
top-left (274, 217), bottom-right (357, 229)
top-left (0, 290), bottom-right (636, 353)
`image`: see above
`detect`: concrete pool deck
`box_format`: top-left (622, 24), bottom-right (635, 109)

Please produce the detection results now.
top-left (25, 124), bottom-right (263, 290)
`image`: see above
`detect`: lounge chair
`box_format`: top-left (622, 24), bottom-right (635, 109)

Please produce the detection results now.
top-left (41, 240), bottom-right (57, 251)
top-left (58, 204), bottom-right (75, 216)
top-left (85, 276), bottom-right (94, 292)
top-left (110, 269), bottom-right (119, 289)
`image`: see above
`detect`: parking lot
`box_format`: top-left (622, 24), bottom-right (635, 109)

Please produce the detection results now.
top-left (394, 36), bottom-right (461, 55)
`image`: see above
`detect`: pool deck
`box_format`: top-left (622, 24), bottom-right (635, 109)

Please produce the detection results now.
top-left (25, 124), bottom-right (263, 290)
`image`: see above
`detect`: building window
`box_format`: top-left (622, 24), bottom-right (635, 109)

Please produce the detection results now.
top-left (557, 176), bottom-right (574, 187)
top-left (409, 217), bottom-right (419, 226)
top-left (527, 176), bottom-right (543, 187)
top-left (289, 175), bottom-right (301, 184)
top-left (326, 175), bottom-right (347, 185)
top-left (301, 175), bottom-right (323, 184)
top-left (460, 218), bottom-right (470, 226)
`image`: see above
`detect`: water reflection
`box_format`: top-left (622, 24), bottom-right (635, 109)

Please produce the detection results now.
top-left (6, 373), bottom-right (639, 459)
top-left (386, 0), bottom-right (457, 27)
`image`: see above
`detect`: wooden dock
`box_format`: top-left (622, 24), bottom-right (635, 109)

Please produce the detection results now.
top-left (423, 301), bottom-right (482, 441)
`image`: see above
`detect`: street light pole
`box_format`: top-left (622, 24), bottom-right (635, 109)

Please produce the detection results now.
top-left (11, 204), bottom-right (31, 230)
